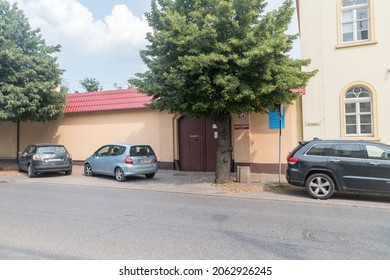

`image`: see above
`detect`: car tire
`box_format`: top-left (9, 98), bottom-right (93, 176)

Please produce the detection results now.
top-left (115, 167), bottom-right (126, 182)
top-left (305, 173), bottom-right (335, 200)
top-left (145, 173), bottom-right (155, 179)
top-left (84, 164), bottom-right (94, 177)
top-left (28, 164), bottom-right (36, 178)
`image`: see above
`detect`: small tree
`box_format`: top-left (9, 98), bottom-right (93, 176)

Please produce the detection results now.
top-left (61, 79), bottom-right (71, 94)
top-left (130, 0), bottom-right (316, 183)
top-left (113, 83), bottom-right (123, 90)
top-left (80, 77), bottom-right (103, 92)
top-left (0, 1), bottom-right (66, 157)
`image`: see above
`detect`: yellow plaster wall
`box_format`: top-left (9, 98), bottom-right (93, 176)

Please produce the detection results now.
top-left (231, 113), bottom-right (251, 163)
top-left (232, 100), bottom-right (302, 166)
top-left (1, 102), bottom-right (302, 173)
top-left (0, 121), bottom-right (17, 159)
top-left (18, 109), bottom-right (175, 162)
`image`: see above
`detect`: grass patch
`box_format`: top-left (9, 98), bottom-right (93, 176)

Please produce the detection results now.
top-left (212, 182), bottom-right (264, 193)
top-left (265, 183), bottom-right (291, 190)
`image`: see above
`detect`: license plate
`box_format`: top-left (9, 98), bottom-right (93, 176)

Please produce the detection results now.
top-left (46, 158), bottom-right (62, 162)
top-left (140, 159), bottom-right (152, 164)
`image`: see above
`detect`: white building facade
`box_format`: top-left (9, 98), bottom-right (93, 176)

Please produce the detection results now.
top-left (298, 0), bottom-right (390, 143)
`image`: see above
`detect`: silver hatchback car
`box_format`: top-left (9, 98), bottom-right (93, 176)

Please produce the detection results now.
top-left (84, 143), bottom-right (158, 182)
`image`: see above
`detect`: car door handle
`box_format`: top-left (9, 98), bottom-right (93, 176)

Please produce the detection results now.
top-left (330, 159), bottom-right (340, 163)
top-left (369, 162), bottom-right (381, 166)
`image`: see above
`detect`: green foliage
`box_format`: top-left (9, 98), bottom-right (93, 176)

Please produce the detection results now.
top-left (130, 0), bottom-right (316, 117)
top-left (80, 77), bottom-right (103, 92)
top-left (0, 0), bottom-right (65, 122)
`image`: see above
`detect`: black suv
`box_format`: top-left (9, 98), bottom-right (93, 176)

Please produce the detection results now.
top-left (286, 138), bottom-right (390, 199)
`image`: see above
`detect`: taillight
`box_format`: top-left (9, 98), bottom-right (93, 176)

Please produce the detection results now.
top-left (288, 157), bottom-right (299, 164)
top-left (154, 156), bottom-right (158, 163)
top-left (32, 154), bottom-right (42, 161)
top-left (125, 155), bottom-right (133, 164)
top-left (66, 153), bottom-right (72, 160)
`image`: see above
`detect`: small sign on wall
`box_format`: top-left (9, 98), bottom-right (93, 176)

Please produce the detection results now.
top-left (234, 124), bottom-right (250, 130)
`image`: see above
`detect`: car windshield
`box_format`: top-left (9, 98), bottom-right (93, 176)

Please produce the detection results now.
top-left (37, 146), bottom-right (66, 154)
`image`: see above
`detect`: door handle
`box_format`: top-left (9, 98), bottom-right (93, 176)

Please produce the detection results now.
top-left (330, 159), bottom-right (340, 163)
top-left (369, 162), bottom-right (381, 166)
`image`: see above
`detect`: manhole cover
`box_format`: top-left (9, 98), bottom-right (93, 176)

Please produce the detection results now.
top-left (303, 230), bottom-right (348, 244)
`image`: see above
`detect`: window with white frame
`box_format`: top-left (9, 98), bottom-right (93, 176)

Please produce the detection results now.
top-left (341, 0), bottom-right (370, 43)
top-left (344, 86), bottom-right (372, 136)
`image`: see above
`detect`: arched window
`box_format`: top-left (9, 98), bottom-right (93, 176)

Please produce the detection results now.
top-left (344, 86), bottom-right (372, 135)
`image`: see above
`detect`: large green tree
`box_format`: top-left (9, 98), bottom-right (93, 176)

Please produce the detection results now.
top-left (0, 1), bottom-right (65, 157)
top-left (130, 0), bottom-right (316, 183)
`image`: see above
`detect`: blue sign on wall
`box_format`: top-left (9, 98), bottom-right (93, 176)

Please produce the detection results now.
top-left (269, 109), bottom-right (285, 129)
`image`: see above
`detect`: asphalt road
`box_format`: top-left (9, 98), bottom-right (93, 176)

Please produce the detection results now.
top-left (0, 180), bottom-right (389, 260)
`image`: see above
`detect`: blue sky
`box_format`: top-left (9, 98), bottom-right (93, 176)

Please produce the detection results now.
top-left (10, 0), bottom-right (299, 93)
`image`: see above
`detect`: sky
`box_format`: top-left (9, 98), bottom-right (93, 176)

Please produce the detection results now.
top-left (9, 0), bottom-right (300, 93)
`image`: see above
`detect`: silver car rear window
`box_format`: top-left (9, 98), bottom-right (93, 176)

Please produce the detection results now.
top-left (130, 146), bottom-right (155, 156)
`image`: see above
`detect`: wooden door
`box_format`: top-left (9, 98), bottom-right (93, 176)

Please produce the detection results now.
top-left (179, 116), bottom-right (218, 172)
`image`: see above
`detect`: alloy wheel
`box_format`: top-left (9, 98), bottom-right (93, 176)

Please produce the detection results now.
top-left (305, 173), bottom-right (335, 199)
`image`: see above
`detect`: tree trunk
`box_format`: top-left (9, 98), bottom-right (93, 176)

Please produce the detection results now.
top-left (215, 113), bottom-right (232, 184)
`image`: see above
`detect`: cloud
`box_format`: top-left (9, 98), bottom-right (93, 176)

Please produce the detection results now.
top-left (10, 0), bottom-right (151, 61)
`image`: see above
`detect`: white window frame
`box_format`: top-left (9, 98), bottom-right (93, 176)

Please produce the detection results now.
top-left (341, 0), bottom-right (369, 43)
top-left (344, 86), bottom-right (372, 136)
top-left (337, 0), bottom-right (376, 48)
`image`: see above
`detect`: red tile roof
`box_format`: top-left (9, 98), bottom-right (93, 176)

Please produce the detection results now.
top-left (64, 89), bottom-right (152, 113)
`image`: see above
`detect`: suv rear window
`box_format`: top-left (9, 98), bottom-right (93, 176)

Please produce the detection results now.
top-left (306, 143), bottom-right (333, 156)
top-left (288, 142), bottom-right (310, 158)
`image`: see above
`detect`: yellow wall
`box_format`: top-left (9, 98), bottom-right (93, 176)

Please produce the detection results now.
top-left (1, 102), bottom-right (302, 173)
top-left (15, 109), bottom-right (175, 163)
top-left (0, 121), bottom-right (17, 159)
top-left (231, 100), bottom-right (302, 172)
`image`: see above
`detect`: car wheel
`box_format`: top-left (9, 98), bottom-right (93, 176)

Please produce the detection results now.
top-left (305, 173), bottom-right (335, 200)
top-left (28, 164), bottom-right (36, 178)
top-left (115, 167), bottom-right (126, 182)
top-left (84, 164), bottom-right (94, 177)
top-left (145, 173), bottom-right (155, 179)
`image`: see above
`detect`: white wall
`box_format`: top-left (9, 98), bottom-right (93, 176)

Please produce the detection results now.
top-left (299, 0), bottom-right (390, 143)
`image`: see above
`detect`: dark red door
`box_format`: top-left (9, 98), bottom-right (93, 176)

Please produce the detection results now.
top-left (179, 116), bottom-right (218, 172)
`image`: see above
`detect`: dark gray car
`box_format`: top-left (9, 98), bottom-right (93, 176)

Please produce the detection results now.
top-left (286, 138), bottom-right (390, 199)
top-left (18, 144), bottom-right (73, 178)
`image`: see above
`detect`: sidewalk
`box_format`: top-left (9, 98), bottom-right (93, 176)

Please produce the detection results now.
top-left (0, 164), bottom-right (288, 195)
top-left (1, 164), bottom-right (390, 209)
